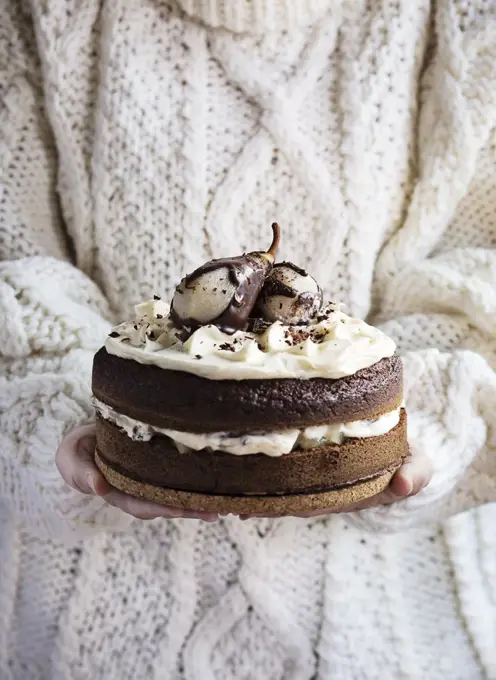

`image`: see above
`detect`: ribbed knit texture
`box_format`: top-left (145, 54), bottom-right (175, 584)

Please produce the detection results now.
top-left (177, 0), bottom-right (332, 32)
top-left (1, 1), bottom-right (496, 678)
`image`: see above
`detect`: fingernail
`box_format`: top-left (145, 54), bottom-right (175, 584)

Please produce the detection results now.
top-left (87, 473), bottom-right (97, 494)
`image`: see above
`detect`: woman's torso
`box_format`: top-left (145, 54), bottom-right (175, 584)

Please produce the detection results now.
top-left (40, 0), bottom-right (427, 318)
top-left (3, 1), bottom-right (495, 678)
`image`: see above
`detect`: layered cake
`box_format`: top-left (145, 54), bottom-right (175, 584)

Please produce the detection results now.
top-left (93, 224), bottom-right (408, 515)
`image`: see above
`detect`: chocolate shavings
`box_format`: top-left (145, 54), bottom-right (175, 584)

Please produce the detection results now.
top-left (219, 342), bottom-right (235, 352)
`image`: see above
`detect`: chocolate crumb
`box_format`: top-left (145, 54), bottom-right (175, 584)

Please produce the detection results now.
top-left (195, 354), bottom-right (202, 359)
top-left (222, 289), bottom-right (227, 294)
top-left (109, 331), bottom-right (120, 338)
top-left (219, 342), bottom-right (234, 351)
top-left (156, 314), bottom-right (163, 319)
top-left (249, 318), bottom-right (271, 334)
top-left (133, 325), bottom-right (138, 330)
top-left (311, 331), bottom-right (326, 344)
top-left (154, 295), bottom-right (161, 300)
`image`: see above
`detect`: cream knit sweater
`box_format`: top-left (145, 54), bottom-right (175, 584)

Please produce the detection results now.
top-left (1, 1), bottom-right (496, 678)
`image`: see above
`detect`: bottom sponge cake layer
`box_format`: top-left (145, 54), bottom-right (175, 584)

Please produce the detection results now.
top-left (95, 409), bottom-right (408, 496)
top-left (95, 452), bottom-right (401, 515)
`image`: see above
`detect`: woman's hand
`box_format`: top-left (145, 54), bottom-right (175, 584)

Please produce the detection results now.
top-left (56, 424), bottom-right (219, 521)
top-left (298, 451), bottom-right (434, 518)
top-left (241, 451), bottom-right (434, 519)
top-left (352, 451), bottom-right (434, 510)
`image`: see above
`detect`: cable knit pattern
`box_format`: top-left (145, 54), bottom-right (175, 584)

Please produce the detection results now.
top-left (1, 1), bottom-right (496, 678)
top-left (177, 0), bottom-right (333, 33)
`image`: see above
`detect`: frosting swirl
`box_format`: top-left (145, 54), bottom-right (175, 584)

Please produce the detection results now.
top-left (104, 299), bottom-right (396, 381)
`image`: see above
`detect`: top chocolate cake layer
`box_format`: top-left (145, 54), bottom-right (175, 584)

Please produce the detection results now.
top-left (92, 349), bottom-right (402, 433)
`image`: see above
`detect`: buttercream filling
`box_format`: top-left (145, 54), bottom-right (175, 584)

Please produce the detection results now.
top-left (104, 299), bottom-right (396, 381)
top-left (94, 398), bottom-right (401, 457)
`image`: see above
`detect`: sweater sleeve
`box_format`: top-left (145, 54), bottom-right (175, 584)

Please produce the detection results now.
top-left (355, 297), bottom-right (496, 533)
top-left (0, 2), bottom-right (132, 539)
top-left (353, 1), bottom-right (496, 532)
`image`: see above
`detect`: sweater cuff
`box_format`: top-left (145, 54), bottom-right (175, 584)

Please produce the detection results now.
top-left (348, 349), bottom-right (496, 533)
top-left (176, 0), bottom-right (331, 33)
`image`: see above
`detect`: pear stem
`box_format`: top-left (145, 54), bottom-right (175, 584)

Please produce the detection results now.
top-left (268, 223), bottom-right (281, 258)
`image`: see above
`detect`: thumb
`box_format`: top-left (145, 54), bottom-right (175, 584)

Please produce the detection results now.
top-left (56, 424), bottom-right (111, 496)
top-left (350, 452), bottom-right (434, 511)
top-left (390, 452), bottom-right (434, 499)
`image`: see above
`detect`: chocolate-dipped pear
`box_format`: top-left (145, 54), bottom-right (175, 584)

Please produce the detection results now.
top-left (171, 223), bottom-right (280, 333)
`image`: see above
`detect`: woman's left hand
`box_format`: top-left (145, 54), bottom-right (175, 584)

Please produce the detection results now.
top-left (241, 451), bottom-right (434, 519)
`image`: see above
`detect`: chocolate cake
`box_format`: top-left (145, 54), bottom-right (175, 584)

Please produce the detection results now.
top-left (93, 224), bottom-right (408, 515)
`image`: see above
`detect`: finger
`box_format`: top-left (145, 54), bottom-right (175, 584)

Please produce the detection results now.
top-left (341, 453), bottom-right (435, 512)
top-left (104, 490), bottom-right (218, 521)
top-left (288, 454), bottom-right (435, 517)
top-left (391, 452), bottom-right (433, 498)
top-left (56, 425), bottom-right (112, 496)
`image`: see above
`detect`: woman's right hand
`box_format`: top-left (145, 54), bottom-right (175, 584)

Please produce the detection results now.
top-left (56, 425), bottom-right (219, 521)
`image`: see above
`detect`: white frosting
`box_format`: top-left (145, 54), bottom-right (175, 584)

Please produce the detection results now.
top-left (94, 398), bottom-right (401, 457)
top-left (104, 300), bottom-right (396, 381)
